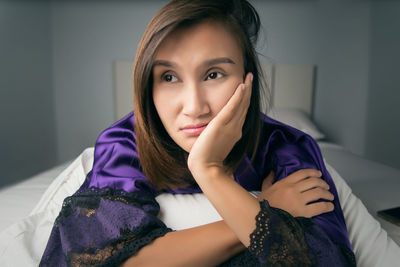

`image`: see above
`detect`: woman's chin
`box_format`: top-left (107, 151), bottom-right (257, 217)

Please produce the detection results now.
top-left (180, 138), bottom-right (197, 153)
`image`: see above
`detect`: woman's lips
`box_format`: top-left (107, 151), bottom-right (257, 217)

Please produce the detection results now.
top-left (181, 123), bottom-right (208, 136)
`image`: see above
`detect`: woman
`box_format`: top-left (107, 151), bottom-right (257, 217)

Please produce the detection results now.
top-left (40, 0), bottom-right (356, 266)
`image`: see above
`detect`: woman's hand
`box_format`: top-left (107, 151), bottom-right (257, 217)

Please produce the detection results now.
top-left (257, 169), bottom-right (334, 218)
top-left (187, 73), bottom-right (253, 178)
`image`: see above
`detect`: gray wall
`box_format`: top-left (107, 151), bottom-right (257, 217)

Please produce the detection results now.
top-left (313, 1), bottom-right (371, 157)
top-left (0, 1), bottom-right (57, 187)
top-left (52, 0), bottom-right (374, 163)
top-left (365, 1), bottom-right (400, 169)
top-left (1, 0), bottom-right (399, 188)
top-left (51, 0), bottom-right (168, 164)
top-left (252, 0), bottom-right (371, 157)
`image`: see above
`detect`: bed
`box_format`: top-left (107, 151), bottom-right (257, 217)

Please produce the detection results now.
top-left (0, 62), bottom-right (399, 266)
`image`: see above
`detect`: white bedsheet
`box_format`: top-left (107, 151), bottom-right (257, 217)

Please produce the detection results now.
top-left (0, 162), bottom-right (71, 231)
top-left (319, 142), bottom-right (400, 244)
top-left (2, 141), bottom-right (399, 239)
top-left (0, 144), bottom-right (399, 266)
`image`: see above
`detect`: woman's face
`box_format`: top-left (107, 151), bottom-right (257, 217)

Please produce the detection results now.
top-left (152, 20), bottom-right (245, 152)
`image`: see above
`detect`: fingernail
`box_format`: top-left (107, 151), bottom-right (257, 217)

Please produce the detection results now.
top-left (250, 73), bottom-right (253, 82)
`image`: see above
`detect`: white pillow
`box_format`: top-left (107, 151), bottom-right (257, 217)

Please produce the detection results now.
top-left (0, 148), bottom-right (94, 266)
top-left (267, 108), bottom-right (325, 140)
top-left (29, 147), bottom-right (94, 216)
top-left (1, 148), bottom-right (399, 267)
top-left (325, 162), bottom-right (400, 266)
top-left (156, 191), bottom-right (259, 231)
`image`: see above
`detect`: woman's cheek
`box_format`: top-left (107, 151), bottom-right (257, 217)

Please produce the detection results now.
top-left (209, 79), bottom-right (242, 113)
top-left (153, 86), bottom-right (177, 123)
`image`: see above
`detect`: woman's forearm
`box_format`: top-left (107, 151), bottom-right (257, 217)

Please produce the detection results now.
top-left (192, 167), bottom-right (261, 248)
top-left (192, 168), bottom-right (357, 266)
top-left (121, 220), bottom-right (246, 267)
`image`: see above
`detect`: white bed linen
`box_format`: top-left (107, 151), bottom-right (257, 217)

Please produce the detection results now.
top-left (0, 147), bottom-right (400, 266)
top-left (319, 141), bottom-right (400, 245)
top-left (0, 162), bottom-right (71, 231)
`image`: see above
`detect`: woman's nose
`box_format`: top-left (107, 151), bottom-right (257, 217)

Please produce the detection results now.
top-left (182, 83), bottom-right (210, 117)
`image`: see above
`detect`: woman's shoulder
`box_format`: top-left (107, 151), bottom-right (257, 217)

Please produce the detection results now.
top-left (258, 112), bottom-right (315, 147)
top-left (235, 113), bottom-right (320, 190)
top-left (110, 111), bottom-right (135, 129)
top-left (255, 112), bottom-right (322, 171)
top-left (96, 111), bottom-right (136, 143)
top-left (257, 112), bottom-right (324, 173)
top-left (82, 112), bottom-right (158, 194)
top-left (94, 110), bottom-right (138, 151)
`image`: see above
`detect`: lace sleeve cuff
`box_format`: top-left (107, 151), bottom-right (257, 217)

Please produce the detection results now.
top-left (248, 200), bottom-right (316, 266)
top-left (247, 200), bottom-right (356, 267)
top-left (40, 187), bottom-right (174, 266)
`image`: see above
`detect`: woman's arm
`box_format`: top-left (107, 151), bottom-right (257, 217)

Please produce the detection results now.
top-left (191, 168), bottom-right (333, 247)
top-left (122, 168), bottom-right (333, 267)
top-left (191, 167), bottom-right (262, 247)
top-left (122, 220), bottom-right (245, 267)
top-left (185, 73), bottom-right (355, 265)
top-left (185, 73), bottom-right (261, 247)
top-left (188, 167), bottom-right (354, 266)
top-left (187, 73), bottom-right (333, 247)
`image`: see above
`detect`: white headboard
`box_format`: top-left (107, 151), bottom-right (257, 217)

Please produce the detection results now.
top-left (113, 60), bottom-right (315, 121)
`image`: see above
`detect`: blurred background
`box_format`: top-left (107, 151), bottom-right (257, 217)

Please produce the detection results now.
top-left (1, 0), bottom-right (399, 188)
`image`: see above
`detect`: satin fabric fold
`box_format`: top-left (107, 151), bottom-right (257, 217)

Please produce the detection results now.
top-left (78, 111), bottom-right (351, 250)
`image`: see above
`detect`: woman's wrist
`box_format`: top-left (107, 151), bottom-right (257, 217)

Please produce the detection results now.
top-left (189, 163), bottom-right (233, 183)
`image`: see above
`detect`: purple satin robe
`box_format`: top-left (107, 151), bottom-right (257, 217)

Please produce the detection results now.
top-left (40, 112), bottom-right (355, 266)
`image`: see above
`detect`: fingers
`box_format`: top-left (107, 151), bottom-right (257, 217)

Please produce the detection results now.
top-left (298, 177), bottom-right (330, 193)
top-left (300, 186), bottom-right (334, 218)
top-left (217, 82), bottom-right (246, 125)
top-left (285, 169), bottom-right (322, 184)
top-left (227, 72), bottom-right (253, 124)
top-left (216, 72), bottom-right (253, 127)
top-left (261, 168), bottom-right (335, 218)
top-left (304, 201), bottom-right (335, 218)
top-left (301, 187), bottom-right (334, 203)
top-left (238, 73), bottom-right (253, 123)
top-left (261, 171), bottom-right (275, 191)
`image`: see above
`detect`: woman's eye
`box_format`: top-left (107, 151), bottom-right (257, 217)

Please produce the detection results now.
top-left (163, 74), bottom-right (178, 82)
top-left (207, 72), bottom-right (223, 80)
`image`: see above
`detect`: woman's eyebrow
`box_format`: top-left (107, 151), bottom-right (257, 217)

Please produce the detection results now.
top-left (153, 60), bottom-right (175, 68)
top-left (152, 57), bottom-right (235, 69)
top-left (204, 57), bottom-right (235, 67)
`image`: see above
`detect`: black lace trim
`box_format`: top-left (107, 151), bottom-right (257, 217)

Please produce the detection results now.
top-left (55, 186), bottom-right (159, 226)
top-left (297, 217), bottom-right (356, 266)
top-left (248, 200), bottom-right (316, 266)
top-left (39, 227), bottom-right (174, 266)
top-left (243, 200), bottom-right (356, 267)
top-left (66, 227), bottom-right (174, 266)
top-left (44, 188), bottom-right (356, 266)
top-left (40, 186), bottom-right (174, 266)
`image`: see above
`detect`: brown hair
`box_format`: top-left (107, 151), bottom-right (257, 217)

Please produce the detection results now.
top-left (133, 0), bottom-right (267, 191)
